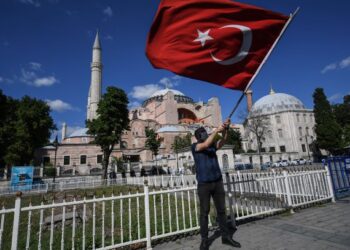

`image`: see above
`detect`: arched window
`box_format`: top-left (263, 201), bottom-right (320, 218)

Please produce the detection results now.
top-left (278, 129), bottom-right (283, 138)
top-left (275, 115), bottom-right (281, 124)
top-left (268, 130), bottom-right (273, 139)
top-left (222, 154), bottom-right (229, 170)
top-left (306, 127), bottom-right (309, 136)
top-left (303, 114), bottom-right (307, 122)
top-left (296, 114), bottom-right (300, 122)
top-left (299, 127), bottom-right (303, 136)
top-left (120, 141), bottom-right (128, 149)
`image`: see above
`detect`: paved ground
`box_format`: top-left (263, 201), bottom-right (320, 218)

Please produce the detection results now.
top-left (154, 197), bottom-right (350, 250)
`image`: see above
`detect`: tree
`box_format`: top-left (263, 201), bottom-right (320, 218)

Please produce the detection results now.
top-left (171, 133), bottom-right (192, 170)
top-left (332, 95), bottom-right (350, 127)
top-left (225, 128), bottom-right (243, 154)
top-left (86, 87), bottom-right (130, 179)
top-left (0, 90), bottom-right (18, 169)
top-left (313, 88), bottom-right (342, 154)
top-left (332, 95), bottom-right (350, 147)
top-left (245, 112), bottom-right (270, 163)
top-left (145, 127), bottom-right (162, 174)
top-left (4, 95), bottom-right (56, 166)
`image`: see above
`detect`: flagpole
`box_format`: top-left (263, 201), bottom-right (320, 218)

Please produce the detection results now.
top-left (228, 7), bottom-right (300, 119)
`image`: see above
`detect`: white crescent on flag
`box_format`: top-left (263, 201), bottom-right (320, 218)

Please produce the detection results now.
top-left (210, 24), bottom-right (253, 66)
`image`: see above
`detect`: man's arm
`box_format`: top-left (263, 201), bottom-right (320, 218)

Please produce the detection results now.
top-left (195, 125), bottom-right (225, 151)
top-left (217, 119), bottom-right (231, 150)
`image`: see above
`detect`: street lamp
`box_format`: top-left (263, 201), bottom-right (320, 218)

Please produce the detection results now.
top-left (52, 135), bottom-right (59, 183)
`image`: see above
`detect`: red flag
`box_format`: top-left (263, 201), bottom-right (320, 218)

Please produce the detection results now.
top-left (146, 0), bottom-right (289, 91)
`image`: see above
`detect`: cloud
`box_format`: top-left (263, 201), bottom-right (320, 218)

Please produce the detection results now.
top-left (321, 55), bottom-right (350, 74)
top-left (130, 75), bottom-right (183, 101)
top-left (103, 6), bottom-right (113, 17)
top-left (33, 76), bottom-right (58, 87)
top-left (46, 99), bottom-right (78, 112)
top-left (128, 101), bottom-right (141, 109)
top-left (18, 62), bottom-right (58, 87)
top-left (29, 62), bottom-right (41, 71)
top-left (0, 76), bottom-right (14, 84)
top-left (328, 93), bottom-right (343, 102)
top-left (19, 0), bottom-right (40, 7)
top-left (339, 56), bottom-right (350, 69)
top-left (159, 75), bottom-right (182, 88)
top-left (105, 35), bottom-right (113, 40)
top-left (130, 84), bottom-right (162, 100)
top-left (321, 63), bottom-right (337, 74)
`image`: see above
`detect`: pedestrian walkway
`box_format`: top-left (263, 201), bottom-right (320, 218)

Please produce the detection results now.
top-left (154, 197), bottom-right (350, 250)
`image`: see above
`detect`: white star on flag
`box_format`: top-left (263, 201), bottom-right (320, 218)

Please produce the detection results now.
top-left (193, 29), bottom-right (213, 47)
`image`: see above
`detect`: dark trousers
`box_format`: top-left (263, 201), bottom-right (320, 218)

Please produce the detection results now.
top-left (197, 179), bottom-right (230, 240)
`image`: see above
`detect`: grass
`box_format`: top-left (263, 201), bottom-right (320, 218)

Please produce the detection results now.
top-left (0, 185), bottom-right (212, 249)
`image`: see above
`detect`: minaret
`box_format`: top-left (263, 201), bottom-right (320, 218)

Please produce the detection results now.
top-left (245, 89), bottom-right (253, 112)
top-left (87, 31), bottom-right (103, 121)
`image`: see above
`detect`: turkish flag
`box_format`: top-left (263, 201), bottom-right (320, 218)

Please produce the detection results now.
top-left (146, 0), bottom-right (289, 91)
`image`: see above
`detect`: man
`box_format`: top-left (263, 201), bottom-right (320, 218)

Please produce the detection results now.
top-left (192, 119), bottom-right (240, 249)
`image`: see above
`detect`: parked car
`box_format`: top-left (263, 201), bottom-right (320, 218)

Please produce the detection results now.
top-left (290, 159), bottom-right (300, 166)
top-left (234, 163), bottom-right (253, 170)
top-left (260, 163), bottom-right (271, 170)
top-left (299, 158), bottom-right (307, 165)
top-left (272, 161), bottom-right (282, 168)
top-left (281, 160), bottom-right (290, 167)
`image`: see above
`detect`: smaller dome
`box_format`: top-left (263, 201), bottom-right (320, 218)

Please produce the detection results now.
top-left (157, 125), bottom-right (187, 133)
top-left (150, 89), bottom-right (185, 98)
top-left (251, 92), bottom-right (306, 115)
top-left (68, 128), bottom-right (89, 138)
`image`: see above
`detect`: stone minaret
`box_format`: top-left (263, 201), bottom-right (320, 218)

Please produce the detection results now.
top-left (87, 31), bottom-right (103, 121)
top-left (245, 89), bottom-right (253, 112)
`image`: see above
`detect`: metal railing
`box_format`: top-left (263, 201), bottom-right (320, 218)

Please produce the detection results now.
top-left (0, 167), bottom-right (334, 249)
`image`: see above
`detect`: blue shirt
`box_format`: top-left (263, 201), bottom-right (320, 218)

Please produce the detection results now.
top-left (191, 143), bottom-right (222, 183)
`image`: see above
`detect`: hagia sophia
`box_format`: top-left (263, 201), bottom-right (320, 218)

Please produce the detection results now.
top-left (36, 32), bottom-right (316, 175)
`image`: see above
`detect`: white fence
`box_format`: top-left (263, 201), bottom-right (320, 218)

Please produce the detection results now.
top-left (0, 167), bottom-right (334, 250)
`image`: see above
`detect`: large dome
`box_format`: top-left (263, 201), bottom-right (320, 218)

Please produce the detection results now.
top-left (143, 88), bottom-right (193, 107)
top-left (251, 92), bottom-right (306, 115)
top-left (150, 88), bottom-right (185, 98)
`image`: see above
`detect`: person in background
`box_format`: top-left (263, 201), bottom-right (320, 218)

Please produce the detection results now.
top-left (192, 119), bottom-right (240, 249)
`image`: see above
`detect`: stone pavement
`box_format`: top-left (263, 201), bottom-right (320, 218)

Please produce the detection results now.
top-left (154, 197), bottom-right (350, 250)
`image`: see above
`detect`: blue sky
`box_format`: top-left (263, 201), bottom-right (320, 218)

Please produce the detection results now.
top-left (0, 0), bottom-right (349, 136)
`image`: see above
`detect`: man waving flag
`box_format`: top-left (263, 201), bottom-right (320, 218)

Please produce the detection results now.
top-left (146, 0), bottom-right (290, 91)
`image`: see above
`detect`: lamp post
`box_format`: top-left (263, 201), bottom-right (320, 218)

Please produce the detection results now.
top-left (52, 135), bottom-right (59, 183)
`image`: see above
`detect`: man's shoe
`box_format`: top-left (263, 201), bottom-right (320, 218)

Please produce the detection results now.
top-left (222, 236), bottom-right (241, 248)
top-left (200, 239), bottom-right (210, 250)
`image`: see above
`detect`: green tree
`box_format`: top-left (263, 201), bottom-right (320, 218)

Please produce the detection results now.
top-left (313, 88), bottom-right (342, 154)
top-left (145, 127), bottom-right (162, 173)
top-left (4, 95), bottom-right (55, 166)
top-left (332, 95), bottom-right (350, 147)
top-left (86, 87), bottom-right (130, 179)
top-left (225, 128), bottom-right (243, 154)
top-left (0, 90), bottom-right (18, 169)
top-left (332, 95), bottom-right (350, 127)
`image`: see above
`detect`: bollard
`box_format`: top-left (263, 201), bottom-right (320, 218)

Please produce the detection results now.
top-left (143, 180), bottom-right (152, 250)
top-left (283, 171), bottom-right (294, 214)
top-left (11, 191), bottom-right (22, 250)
